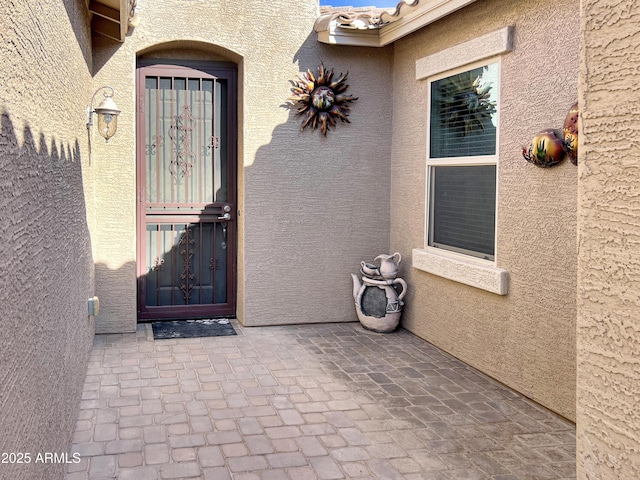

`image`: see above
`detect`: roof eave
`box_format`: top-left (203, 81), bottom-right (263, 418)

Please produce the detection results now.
top-left (315, 0), bottom-right (480, 47)
top-left (88, 0), bottom-right (137, 43)
top-left (317, 24), bottom-right (383, 47)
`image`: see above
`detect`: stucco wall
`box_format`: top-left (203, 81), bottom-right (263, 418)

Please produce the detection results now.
top-left (391, 0), bottom-right (579, 420)
top-left (577, 0), bottom-right (640, 477)
top-left (91, 0), bottom-right (393, 332)
top-left (0, 1), bottom-right (95, 478)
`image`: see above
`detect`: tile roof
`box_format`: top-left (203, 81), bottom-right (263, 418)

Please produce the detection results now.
top-left (316, 0), bottom-right (420, 31)
top-left (314, 0), bottom-right (479, 47)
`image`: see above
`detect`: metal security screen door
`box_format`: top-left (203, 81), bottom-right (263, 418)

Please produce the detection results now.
top-left (136, 63), bottom-right (237, 320)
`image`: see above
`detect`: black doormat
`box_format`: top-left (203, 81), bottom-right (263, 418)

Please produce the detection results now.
top-left (151, 319), bottom-right (237, 340)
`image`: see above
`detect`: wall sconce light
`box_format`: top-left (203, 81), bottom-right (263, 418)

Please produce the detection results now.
top-left (86, 86), bottom-right (121, 142)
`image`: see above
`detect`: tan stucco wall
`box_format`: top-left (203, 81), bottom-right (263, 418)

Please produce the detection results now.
top-left (92, 0), bottom-right (393, 332)
top-left (0, 1), bottom-right (96, 478)
top-left (577, 0), bottom-right (640, 477)
top-left (391, 0), bottom-right (579, 420)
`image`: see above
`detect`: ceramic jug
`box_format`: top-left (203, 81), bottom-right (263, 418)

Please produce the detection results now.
top-left (351, 274), bottom-right (407, 333)
top-left (374, 252), bottom-right (402, 279)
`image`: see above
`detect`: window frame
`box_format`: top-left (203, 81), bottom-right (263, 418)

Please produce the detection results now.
top-left (424, 57), bottom-right (501, 265)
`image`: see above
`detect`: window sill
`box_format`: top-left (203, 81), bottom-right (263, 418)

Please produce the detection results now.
top-left (412, 248), bottom-right (509, 295)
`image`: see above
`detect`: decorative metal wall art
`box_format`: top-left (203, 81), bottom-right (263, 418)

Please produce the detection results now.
top-left (522, 129), bottom-right (566, 168)
top-left (563, 101), bottom-right (579, 165)
top-left (288, 63), bottom-right (358, 135)
top-left (522, 101), bottom-right (579, 167)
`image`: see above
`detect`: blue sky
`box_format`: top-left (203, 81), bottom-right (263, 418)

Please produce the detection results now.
top-left (320, 0), bottom-right (399, 7)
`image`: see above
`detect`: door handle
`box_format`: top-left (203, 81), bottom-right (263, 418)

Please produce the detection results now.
top-left (218, 212), bottom-right (231, 221)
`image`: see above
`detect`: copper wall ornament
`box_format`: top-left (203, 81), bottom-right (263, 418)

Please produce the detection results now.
top-left (522, 101), bottom-right (579, 167)
top-left (288, 63), bottom-right (358, 135)
top-left (522, 129), bottom-right (566, 168)
top-left (563, 101), bottom-right (579, 165)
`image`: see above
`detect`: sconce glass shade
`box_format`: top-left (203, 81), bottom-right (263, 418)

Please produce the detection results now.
top-left (94, 96), bottom-right (121, 141)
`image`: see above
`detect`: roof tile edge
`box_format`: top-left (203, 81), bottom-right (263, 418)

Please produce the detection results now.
top-left (315, 0), bottom-right (420, 32)
top-left (315, 0), bottom-right (480, 47)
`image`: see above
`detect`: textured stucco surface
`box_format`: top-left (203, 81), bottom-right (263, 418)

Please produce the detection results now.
top-left (92, 0), bottom-right (392, 331)
top-left (390, 0), bottom-right (579, 420)
top-left (577, 1), bottom-right (640, 478)
top-left (0, 1), bottom-right (95, 478)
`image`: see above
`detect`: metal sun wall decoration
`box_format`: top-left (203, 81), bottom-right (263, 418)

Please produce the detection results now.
top-left (522, 101), bottom-right (579, 167)
top-left (288, 63), bottom-right (358, 135)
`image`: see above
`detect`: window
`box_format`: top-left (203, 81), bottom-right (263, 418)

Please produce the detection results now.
top-left (426, 61), bottom-right (499, 261)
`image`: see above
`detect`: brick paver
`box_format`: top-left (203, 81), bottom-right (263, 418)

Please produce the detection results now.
top-left (65, 322), bottom-right (576, 479)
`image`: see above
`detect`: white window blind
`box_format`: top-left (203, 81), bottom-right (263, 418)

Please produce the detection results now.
top-left (429, 64), bottom-right (498, 159)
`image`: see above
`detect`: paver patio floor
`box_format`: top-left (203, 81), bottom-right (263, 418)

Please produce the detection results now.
top-left (65, 321), bottom-right (576, 480)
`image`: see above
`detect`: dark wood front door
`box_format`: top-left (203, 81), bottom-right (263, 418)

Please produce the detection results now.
top-left (136, 63), bottom-right (237, 320)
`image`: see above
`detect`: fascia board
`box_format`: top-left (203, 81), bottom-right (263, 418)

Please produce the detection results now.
top-left (316, 0), bottom-right (479, 47)
top-left (320, 24), bottom-right (383, 47)
top-left (379, 0), bottom-right (479, 46)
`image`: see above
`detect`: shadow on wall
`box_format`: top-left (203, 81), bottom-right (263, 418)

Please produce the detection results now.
top-left (92, 29), bottom-right (126, 75)
top-left (61, 0), bottom-right (93, 71)
top-left (134, 202), bottom-right (235, 322)
top-left (0, 111), bottom-right (95, 480)
top-left (240, 34), bottom-right (394, 325)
